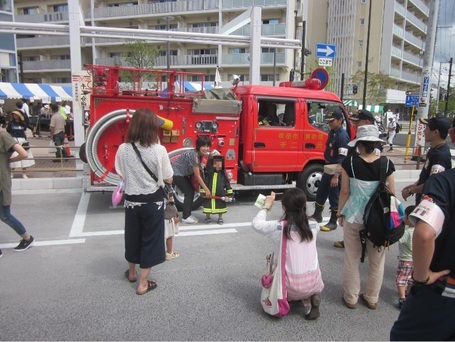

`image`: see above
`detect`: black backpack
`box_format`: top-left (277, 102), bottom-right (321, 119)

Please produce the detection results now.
top-left (360, 157), bottom-right (405, 262)
top-left (395, 123), bottom-right (401, 134)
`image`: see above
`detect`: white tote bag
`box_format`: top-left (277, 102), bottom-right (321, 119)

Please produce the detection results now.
top-left (260, 224), bottom-right (290, 317)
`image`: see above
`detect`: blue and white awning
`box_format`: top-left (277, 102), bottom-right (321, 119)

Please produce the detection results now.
top-left (343, 100), bottom-right (358, 107)
top-left (0, 83), bottom-right (72, 102)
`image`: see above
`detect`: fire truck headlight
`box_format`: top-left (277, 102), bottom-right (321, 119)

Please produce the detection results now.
top-left (195, 122), bottom-right (202, 130)
top-left (212, 122), bottom-right (218, 130)
top-left (183, 138), bottom-right (194, 148)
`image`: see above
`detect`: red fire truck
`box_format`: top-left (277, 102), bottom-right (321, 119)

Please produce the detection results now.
top-left (81, 65), bottom-right (355, 209)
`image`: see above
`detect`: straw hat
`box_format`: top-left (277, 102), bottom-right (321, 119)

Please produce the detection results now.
top-left (11, 110), bottom-right (25, 122)
top-left (348, 124), bottom-right (385, 147)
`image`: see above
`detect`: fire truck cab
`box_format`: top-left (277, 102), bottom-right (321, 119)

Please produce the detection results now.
top-left (82, 65), bottom-right (354, 209)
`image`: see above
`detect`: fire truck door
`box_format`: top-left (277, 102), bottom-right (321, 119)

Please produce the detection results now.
top-left (253, 101), bottom-right (302, 172)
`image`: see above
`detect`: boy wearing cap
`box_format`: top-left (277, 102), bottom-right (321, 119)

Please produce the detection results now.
top-left (402, 116), bottom-right (452, 204)
top-left (309, 110), bottom-right (349, 231)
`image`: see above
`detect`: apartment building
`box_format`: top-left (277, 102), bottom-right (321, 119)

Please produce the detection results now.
top-left (328, 0), bottom-right (429, 104)
top-left (13, 0), bottom-right (308, 86)
top-left (0, 0), bottom-right (17, 82)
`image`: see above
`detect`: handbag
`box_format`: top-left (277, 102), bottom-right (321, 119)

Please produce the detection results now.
top-left (112, 181), bottom-right (124, 207)
top-left (131, 141), bottom-right (173, 198)
top-left (164, 195), bottom-right (178, 220)
top-left (260, 222), bottom-right (290, 317)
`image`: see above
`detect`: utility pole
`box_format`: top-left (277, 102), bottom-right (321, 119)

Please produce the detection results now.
top-left (444, 57), bottom-right (452, 116)
top-left (436, 62), bottom-right (442, 114)
top-left (300, 20), bottom-right (306, 81)
top-left (362, 0), bottom-right (373, 108)
top-left (163, 16), bottom-right (173, 71)
top-left (413, 0), bottom-right (439, 153)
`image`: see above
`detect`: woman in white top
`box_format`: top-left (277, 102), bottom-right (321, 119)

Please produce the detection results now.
top-left (115, 108), bottom-right (173, 295)
top-left (252, 188), bottom-right (324, 320)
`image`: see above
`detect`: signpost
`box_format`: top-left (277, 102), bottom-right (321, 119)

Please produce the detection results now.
top-left (310, 68), bottom-right (329, 90)
top-left (318, 58), bottom-right (333, 67)
top-left (316, 43), bottom-right (336, 58)
top-left (405, 95), bottom-right (419, 107)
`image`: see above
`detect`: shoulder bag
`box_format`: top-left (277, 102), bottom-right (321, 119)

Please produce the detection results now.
top-left (131, 141), bottom-right (173, 198)
top-left (260, 221), bottom-right (290, 317)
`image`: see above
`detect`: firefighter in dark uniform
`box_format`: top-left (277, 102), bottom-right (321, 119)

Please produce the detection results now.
top-left (401, 116), bottom-right (452, 204)
top-left (200, 155), bottom-right (233, 225)
top-left (309, 109), bottom-right (349, 231)
top-left (390, 167), bottom-right (455, 340)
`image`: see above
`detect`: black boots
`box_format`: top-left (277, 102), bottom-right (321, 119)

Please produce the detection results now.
top-left (321, 209), bottom-right (338, 231)
top-left (309, 203), bottom-right (324, 223)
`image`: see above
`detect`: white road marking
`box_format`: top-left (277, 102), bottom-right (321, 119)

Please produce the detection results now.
top-left (69, 192), bottom-right (91, 237)
top-left (0, 238), bottom-right (86, 249)
top-left (178, 229), bottom-right (237, 236)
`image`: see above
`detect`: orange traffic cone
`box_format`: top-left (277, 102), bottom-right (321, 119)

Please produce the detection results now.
top-left (64, 134), bottom-right (73, 157)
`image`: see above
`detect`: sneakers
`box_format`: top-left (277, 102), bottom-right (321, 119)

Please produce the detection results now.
top-left (397, 298), bottom-right (405, 309)
top-left (165, 251), bottom-right (180, 261)
top-left (13, 235), bottom-right (35, 251)
top-left (204, 217), bottom-right (212, 224)
top-left (182, 215), bottom-right (198, 224)
top-left (0, 249), bottom-right (2, 257)
top-left (217, 217), bottom-right (224, 225)
top-left (342, 297), bottom-right (357, 309)
top-left (334, 240), bottom-right (345, 248)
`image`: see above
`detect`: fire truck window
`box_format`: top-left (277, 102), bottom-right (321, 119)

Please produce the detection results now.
top-left (258, 102), bottom-right (279, 126)
top-left (282, 104), bottom-right (295, 126)
top-left (307, 102), bottom-right (350, 134)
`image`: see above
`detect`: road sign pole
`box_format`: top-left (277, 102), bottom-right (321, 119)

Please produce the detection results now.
top-left (404, 106), bottom-right (415, 163)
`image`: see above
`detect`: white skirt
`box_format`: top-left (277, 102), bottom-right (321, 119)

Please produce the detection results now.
top-left (10, 137), bottom-right (36, 169)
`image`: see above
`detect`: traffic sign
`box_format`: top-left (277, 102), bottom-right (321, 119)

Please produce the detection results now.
top-left (405, 95), bottom-right (419, 107)
top-left (310, 68), bottom-right (329, 90)
top-left (316, 43), bottom-right (336, 58)
top-left (318, 58), bottom-right (333, 67)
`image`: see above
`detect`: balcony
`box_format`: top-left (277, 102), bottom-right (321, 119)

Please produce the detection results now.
top-left (85, 0), bottom-right (219, 20)
top-left (15, 11), bottom-right (68, 23)
top-left (232, 23), bottom-right (286, 36)
top-left (22, 59), bottom-right (71, 72)
top-left (393, 24), bottom-right (404, 38)
top-left (16, 36), bottom-right (70, 49)
top-left (390, 66), bottom-right (420, 84)
top-left (403, 31), bottom-right (425, 50)
top-left (391, 46), bottom-right (402, 58)
top-left (408, 0), bottom-right (429, 16)
top-left (394, 2), bottom-right (406, 18)
top-left (222, 0), bottom-right (287, 9)
top-left (402, 50), bottom-right (422, 66)
top-left (406, 11), bottom-right (427, 34)
top-left (95, 52), bottom-right (286, 69)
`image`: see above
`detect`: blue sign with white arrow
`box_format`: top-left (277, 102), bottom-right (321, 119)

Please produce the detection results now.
top-left (316, 43), bottom-right (336, 58)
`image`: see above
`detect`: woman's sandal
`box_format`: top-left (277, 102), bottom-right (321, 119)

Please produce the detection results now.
top-left (136, 280), bottom-right (158, 295)
top-left (124, 270), bottom-right (137, 283)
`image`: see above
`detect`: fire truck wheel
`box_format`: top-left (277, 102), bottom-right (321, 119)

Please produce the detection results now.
top-left (79, 143), bottom-right (88, 163)
top-left (297, 164), bottom-right (324, 202)
top-left (173, 185), bottom-right (204, 211)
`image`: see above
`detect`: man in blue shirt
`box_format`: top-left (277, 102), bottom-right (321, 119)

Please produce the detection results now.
top-left (309, 110), bottom-right (349, 231)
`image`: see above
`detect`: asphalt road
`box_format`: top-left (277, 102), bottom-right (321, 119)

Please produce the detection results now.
top-left (0, 182), bottom-right (417, 341)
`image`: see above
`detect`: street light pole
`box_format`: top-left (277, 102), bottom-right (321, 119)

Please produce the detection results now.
top-left (444, 57), bottom-right (453, 116)
top-left (163, 16), bottom-right (173, 70)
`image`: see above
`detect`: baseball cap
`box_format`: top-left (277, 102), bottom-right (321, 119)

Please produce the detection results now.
top-left (351, 109), bottom-right (374, 123)
top-left (419, 116), bottom-right (451, 135)
top-left (326, 109), bottom-right (344, 121)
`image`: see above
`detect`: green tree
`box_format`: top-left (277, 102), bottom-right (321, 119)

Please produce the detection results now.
top-left (117, 41), bottom-right (160, 88)
top-left (351, 71), bottom-right (396, 104)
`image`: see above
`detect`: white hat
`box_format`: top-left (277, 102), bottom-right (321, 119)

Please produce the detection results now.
top-left (348, 125), bottom-right (385, 147)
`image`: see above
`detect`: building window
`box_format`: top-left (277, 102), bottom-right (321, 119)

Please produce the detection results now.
top-left (51, 55), bottom-right (70, 60)
top-left (361, 0), bottom-right (366, 3)
top-left (190, 23), bottom-right (216, 28)
top-left (54, 77), bottom-right (71, 83)
top-left (231, 48), bottom-right (246, 54)
top-left (23, 56), bottom-right (39, 61)
top-left (158, 50), bottom-right (177, 56)
top-left (153, 24), bottom-right (177, 30)
top-left (52, 4), bottom-right (68, 12)
top-left (358, 40), bottom-right (364, 47)
top-left (260, 74), bottom-right (279, 82)
top-left (357, 61), bottom-right (362, 67)
top-left (263, 19), bottom-right (279, 25)
top-left (107, 2), bottom-right (138, 7)
top-left (360, 18), bottom-right (365, 25)
top-left (262, 48), bottom-right (276, 53)
top-left (21, 7), bottom-right (39, 14)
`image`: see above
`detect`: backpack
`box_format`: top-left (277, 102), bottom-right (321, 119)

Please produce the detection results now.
top-left (360, 157), bottom-right (405, 262)
top-left (395, 123), bottom-right (401, 134)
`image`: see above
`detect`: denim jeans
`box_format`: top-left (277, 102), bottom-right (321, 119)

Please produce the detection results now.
top-left (173, 175), bottom-right (195, 219)
top-left (315, 173), bottom-right (340, 209)
top-left (0, 191), bottom-right (27, 236)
